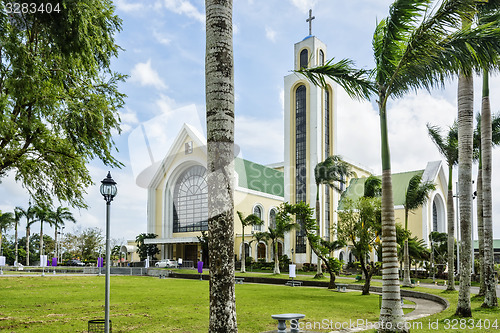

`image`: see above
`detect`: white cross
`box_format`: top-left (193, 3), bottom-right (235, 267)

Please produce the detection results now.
top-left (306, 9), bottom-right (315, 35)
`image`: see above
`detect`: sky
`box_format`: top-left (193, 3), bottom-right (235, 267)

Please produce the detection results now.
top-left (1, 0), bottom-right (500, 245)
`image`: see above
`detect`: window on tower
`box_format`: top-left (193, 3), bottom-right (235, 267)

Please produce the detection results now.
top-left (300, 49), bottom-right (308, 69)
top-left (295, 84), bottom-right (307, 253)
top-left (319, 50), bottom-right (324, 66)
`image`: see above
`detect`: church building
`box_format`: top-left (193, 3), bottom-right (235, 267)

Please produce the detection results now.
top-left (134, 20), bottom-right (449, 268)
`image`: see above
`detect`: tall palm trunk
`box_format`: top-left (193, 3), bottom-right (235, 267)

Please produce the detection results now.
top-left (315, 186), bottom-right (323, 278)
top-left (273, 240), bottom-right (280, 274)
top-left (40, 222), bottom-right (44, 261)
top-left (26, 226), bottom-right (30, 266)
top-left (14, 220), bottom-right (18, 266)
top-left (241, 227), bottom-right (246, 273)
top-left (477, 167), bottom-right (486, 295)
top-left (446, 165), bottom-right (456, 291)
top-left (481, 69), bottom-right (498, 308)
top-left (205, 0), bottom-right (237, 331)
top-left (403, 209), bottom-right (411, 287)
top-left (456, 72), bottom-right (473, 317)
top-left (378, 100), bottom-right (406, 332)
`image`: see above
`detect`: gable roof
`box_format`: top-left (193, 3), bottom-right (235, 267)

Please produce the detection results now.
top-left (338, 169), bottom-right (424, 210)
top-left (235, 158), bottom-right (284, 198)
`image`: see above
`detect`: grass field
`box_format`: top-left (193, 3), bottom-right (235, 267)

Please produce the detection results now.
top-left (0, 275), bottom-right (382, 332)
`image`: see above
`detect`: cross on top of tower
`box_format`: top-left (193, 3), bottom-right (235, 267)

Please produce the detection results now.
top-left (306, 9), bottom-right (315, 36)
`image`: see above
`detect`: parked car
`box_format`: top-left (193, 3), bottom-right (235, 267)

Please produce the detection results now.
top-left (155, 259), bottom-right (177, 268)
top-left (66, 259), bottom-right (85, 266)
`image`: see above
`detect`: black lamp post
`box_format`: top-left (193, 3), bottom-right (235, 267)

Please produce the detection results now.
top-left (100, 172), bottom-right (117, 333)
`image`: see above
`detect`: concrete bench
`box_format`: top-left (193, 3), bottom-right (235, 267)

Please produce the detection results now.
top-left (271, 313), bottom-right (305, 333)
top-left (235, 277), bottom-right (244, 284)
top-left (285, 280), bottom-right (303, 287)
top-left (336, 283), bottom-right (347, 292)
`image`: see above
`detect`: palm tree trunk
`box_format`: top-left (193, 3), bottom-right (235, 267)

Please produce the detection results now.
top-left (456, 72), bottom-right (473, 317)
top-left (273, 240), bottom-right (280, 275)
top-left (315, 186), bottom-right (323, 278)
top-left (446, 167), bottom-right (456, 291)
top-left (477, 168), bottom-right (486, 296)
top-left (378, 100), bottom-right (406, 332)
top-left (15, 220), bottom-right (18, 266)
top-left (40, 221), bottom-right (44, 260)
top-left (480, 69), bottom-right (498, 308)
top-left (403, 239), bottom-right (411, 287)
top-left (241, 227), bottom-right (245, 273)
top-left (26, 226), bottom-right (30, 266)
top-left (206, 0), bottom-right (237, 331)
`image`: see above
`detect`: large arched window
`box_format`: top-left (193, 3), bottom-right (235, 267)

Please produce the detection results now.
top-left (295, 84), bottom-right (307, 253)
top-left (253, 205), bottom-right (263, 231)
top-left (300, 49), bottom-right (308, 68)
top-left (269, 208), bottom-right (277, 229)
top-left (432, 201), bottom-right (438, 232)
top-left (173, 165), bottom-right (208, 233)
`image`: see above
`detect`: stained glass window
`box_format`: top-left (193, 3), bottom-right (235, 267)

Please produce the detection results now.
top-left (173, 165), bottom-right (208, 233)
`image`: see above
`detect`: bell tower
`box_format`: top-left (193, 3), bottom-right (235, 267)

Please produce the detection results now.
top-left (283, 25), bottom-right (337, 264)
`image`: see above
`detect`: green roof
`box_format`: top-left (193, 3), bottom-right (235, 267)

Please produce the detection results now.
top-left (234, 158), bottom-right (284, 197)
top-left (338, 170), bottom-right (424, 209)
top-left (474, 239), bottom-right (500, 250)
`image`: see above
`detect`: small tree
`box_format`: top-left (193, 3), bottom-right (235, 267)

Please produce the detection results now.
top-left (236, 211), bottom-right (263, 273)
top-left (0, 211), bottom-right (15, 256)
top-left (135, 233), bottom-right (160, 261)
top-left (402, 175), bottom-right (435, 286)
top-left (262, 204), bottom-right (297, 274)
top-left (338, 197), bottom-right (381, 294)
top-left (286, 202), bottom-right (344, 289)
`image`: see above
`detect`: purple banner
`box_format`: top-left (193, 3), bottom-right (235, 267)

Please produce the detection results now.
top-left (98, 257), bottom-right (104, 268)
top-left (52, 258), bottom-right (57, 267)
top-left (197, 261), bottom-right (203, 274)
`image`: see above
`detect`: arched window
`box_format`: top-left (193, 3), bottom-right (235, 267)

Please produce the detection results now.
top-left (173, 165), bottom-right (208, 233)
top-left (269, 208), bottom-right (277, 229)
top-left (295, 84), bottom-right (307, 253)
top-left (339, 251), bottom-right (344, 263)
top-left (257, 243), bottom-right (266, 260)
top-left (300, 49), bottom-right (308, 68)
top-left (319, 49), bottom-right (324, 66)
top-left (432, 201), bottom-right (438, 232)
top-left (253, 205), bottom-right (263, 231)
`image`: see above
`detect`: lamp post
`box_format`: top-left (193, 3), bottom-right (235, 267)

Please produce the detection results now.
top-left (100, 172), bottom-right (117, 333)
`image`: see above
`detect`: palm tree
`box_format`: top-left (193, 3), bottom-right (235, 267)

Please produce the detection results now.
top-left (33, 205), bottom-right (54, 261)
top-left (13, 208), bottom-right (23, 266)
top-left (402, 175), bottom-right (435, 287)
top-left (17, 205), bottom-right (36, 265)
top-left (236, 211), bottom-right (263, 273)
top-left (264, 204), bottom-right (298, 275)
top-left (314, 155), bottom-right (353, 277)
top-left (299, 0), bottom-right (500, 327)
top-left (427, 122), bottom-right (459, 291)
top-left (50, 206), bottom-right (76, 260)
top-left (0, 211), bottom-right (15, 256)
top-left (249, 231), bottom-right (268, 262)
top-left (205, 0), bottom-right (236, 330)
top-left (476, 0), bottom-right (500, 308)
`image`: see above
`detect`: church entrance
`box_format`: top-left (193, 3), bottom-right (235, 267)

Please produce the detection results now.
top-left (185, 245), bottom-right (198, 264)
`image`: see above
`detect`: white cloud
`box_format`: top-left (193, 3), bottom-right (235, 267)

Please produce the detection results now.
top-left (130, 59), bottom-right (167, 90)
top-left (119, 107), bottom-right (140, 134)
top-left (114, 0), bottom-right (148, 13)
top-left (290, 0), bottom-right (317, 13)
top-left (162, 0), bottom-right (205, 24)
top-left (152, 30), bottom-right (171, 46)
top-left (265, 26), bottom-right (277, 42)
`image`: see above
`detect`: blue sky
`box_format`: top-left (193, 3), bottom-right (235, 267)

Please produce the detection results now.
top-left (2, 0), bottom-right (500, 244)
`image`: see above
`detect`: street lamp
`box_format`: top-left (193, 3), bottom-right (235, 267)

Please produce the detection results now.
top-left (100, 172), bottom-right (117, 333)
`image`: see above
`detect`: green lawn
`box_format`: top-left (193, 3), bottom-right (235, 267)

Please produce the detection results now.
top-left (0, 276), bottom-right (381, 332)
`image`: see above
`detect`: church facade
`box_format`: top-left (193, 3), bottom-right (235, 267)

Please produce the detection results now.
top-left (139, 32), bottom-right (449, 268)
